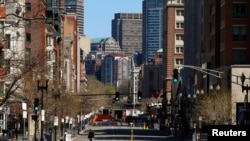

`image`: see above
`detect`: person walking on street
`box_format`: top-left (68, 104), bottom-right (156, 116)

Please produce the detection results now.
top-left (88, 129), bottom-right (95, 141)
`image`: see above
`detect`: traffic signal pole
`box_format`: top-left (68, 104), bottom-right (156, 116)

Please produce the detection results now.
top-left (33, 98), bottom-right (39, 141)
top-left (177, 65), bottom-right (223, 78)
top-left (168, 65), bottom-right (223, 139)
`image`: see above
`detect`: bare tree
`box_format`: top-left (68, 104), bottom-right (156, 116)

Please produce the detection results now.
top-left (192, 90), bottom-right (232, 125)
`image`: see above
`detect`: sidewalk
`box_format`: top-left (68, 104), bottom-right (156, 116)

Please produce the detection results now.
top-left (71, 129), bottom-right (85, 141)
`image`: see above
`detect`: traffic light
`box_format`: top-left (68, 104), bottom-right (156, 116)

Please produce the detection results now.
top-left (115, 92), bottom-right (120, 101)
top-left (173, 69), bottom-right (179, 83)
top-left (112, 98), bottom-right (115, 103)
top-left (34, 98), bottom-right (39, 112)
top-left (138, 91), bottom-right (142, 100)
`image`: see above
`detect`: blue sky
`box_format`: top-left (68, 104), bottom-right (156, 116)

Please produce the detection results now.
top-left (84, 0), bottom-right (142, 38)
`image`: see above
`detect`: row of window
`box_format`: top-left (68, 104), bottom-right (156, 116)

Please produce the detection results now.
top-left (176, 9), bottom-right (184, 29)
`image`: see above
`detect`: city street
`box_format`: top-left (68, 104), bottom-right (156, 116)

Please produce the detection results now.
top-left (72, 124), bottom-right (177, 141)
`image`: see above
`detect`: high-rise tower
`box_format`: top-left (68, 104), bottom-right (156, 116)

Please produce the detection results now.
top-left (65, 0), bottom-right (84, 35)
top-left (112, 13), bottom-right (143, 58)
top-left (142, 0), bottom-right (164, 63)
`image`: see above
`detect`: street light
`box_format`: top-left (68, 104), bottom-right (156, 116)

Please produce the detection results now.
top-left (216, 84), bottom-right (220, 93)
top-left (210, 84), bottom-right (220, 125)
top-left (209, 85), bottom-right (213, 96)
top-left (37, 75), bottom-right (49, 141)
top-left (195, 89), bottom-right (204, 96)
top-left (240, 73), bottom-right (249, 125)
top-left (187, 90), bottom-right (196, 140)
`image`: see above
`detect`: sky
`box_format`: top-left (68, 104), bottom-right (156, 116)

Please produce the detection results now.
top-left (84, 0), bottom-right (142, 38)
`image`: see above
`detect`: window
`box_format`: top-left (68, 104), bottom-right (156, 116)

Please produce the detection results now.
top-left (176, 0), bottom-right (184, 4)
top-left (176, 34), bottom-right (184, 41)
top-left (175, 58), bottom-right (183, 66)
top-left (176, 10), bottom-right (184, 16)
top-left (46, 36), bottom-right (52, 45)
top-left (176, 22), bottom-right (184, 29)
top-left (65, 47), bottom-right (69, 54)
top-left (80, 49), bottom-right (84, 60)
top-left (25, 48), bottom-right (31, 56)
top-left (233, 3), bottom-right (246, 18)
top-left (232, 49), bottom-right (247, 64)
top-left (26, 33), bottom-right (31, 42)
top-left (0, 21), bottom-right (3, 33)
top-left (25, 3), bottom-right (31, 11)
top-left (175, 46), bottom-right (184, 54)
top-left (233, 26), bottom-right (247, 41)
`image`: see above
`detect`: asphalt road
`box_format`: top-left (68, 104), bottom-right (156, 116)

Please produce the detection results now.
top-left (72, 124), bottom-right (177, 141)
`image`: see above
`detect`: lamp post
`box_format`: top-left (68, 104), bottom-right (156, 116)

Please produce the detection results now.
top-left (209, 85), bottom-right (213, 97)
top-left (240, 73), bottom-right (249, 125)
top-left (188, 90), bottom-right (196, 141)
top-left (37, 75), bottom-right (49, 141)
top-left (194, 87), bottom-right (204, 140)
top-left (210, 84), bottom-right (220, 125)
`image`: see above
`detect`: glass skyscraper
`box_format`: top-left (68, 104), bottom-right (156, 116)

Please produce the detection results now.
top-left (142, 0), bottom-right (163, 63)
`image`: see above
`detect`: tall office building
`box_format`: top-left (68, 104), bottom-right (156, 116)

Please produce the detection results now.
top-left (65, 0), bottom-right (84, 35)
top-left (142, 0), bottom-right (164, 63)
top-left (112, 13), bottom-right (143, 58)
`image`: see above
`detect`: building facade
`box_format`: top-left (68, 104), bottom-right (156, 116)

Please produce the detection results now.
top-left (162, 0), bottom-right (184, 111)
top-left (140, 48), bottom-right (163, 98)
top-left (90, 37), bottom-right (122, 54)
top-left (101, 54), bottom-right (130, 87)
top-left (184, 0), bottom-right (250, 125)
top-left (112, 13), bottom-right (143, 58)
top-left (142, 0), bottom-right (164, 63)
top-left (64, 0), bottom-right (84, 35)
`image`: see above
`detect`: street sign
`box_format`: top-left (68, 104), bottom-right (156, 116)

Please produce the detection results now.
top-left (23, 111), bottom-right (27, 119)
top-left (54, 116), bottom-right (58, 126)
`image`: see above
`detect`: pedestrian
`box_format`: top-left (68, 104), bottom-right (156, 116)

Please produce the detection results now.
top-left (88, 129), bottom-right (94, 141)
